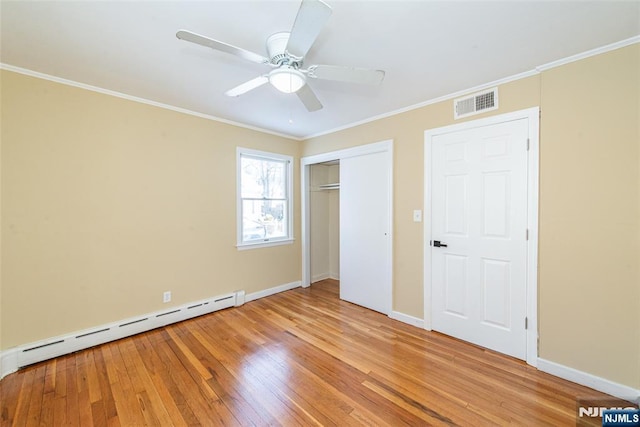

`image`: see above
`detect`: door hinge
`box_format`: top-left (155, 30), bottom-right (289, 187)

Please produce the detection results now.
top-left (526, 138), bottom-right (530, 151)
top-left (526, 229), bottom-right (529, 240)
top-left (525, 317), bottom-right (528, 330)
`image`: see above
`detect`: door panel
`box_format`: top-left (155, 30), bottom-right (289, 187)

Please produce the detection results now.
top-left (340, 151), bottom-right (391, 314)
top-left (431, 119), bottom-right (528, 360)
top-left (481, 258), bottom-right (511, 328)
top-left (482, 172), bottom-right (510, 237)
top-left (445, 175), bottom-right (467, 235)
top-left (444, 254), bottom-right (468, 317)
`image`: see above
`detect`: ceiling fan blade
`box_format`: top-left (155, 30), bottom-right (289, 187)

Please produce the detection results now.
top-left (286, 0), bottom-right (332, 59)
top-left (296, 84), bottom-right (323, 112)
top-left (308, 65), bottom-right (385, 85)
top-left (177, 30), bottom-right (269, 65)
top-left (225, 75), bottom-right (269, 97)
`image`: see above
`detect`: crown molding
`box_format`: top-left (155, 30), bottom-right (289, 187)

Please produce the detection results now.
top-left (536, 35), bottom-right (640, 72)
top-left (0, 63), bottom-right (302, 141)
top-left (2, 34), bottom-right (638, 142)
top-left (303, 69), bottom-right (539, 140)
top-left (302, 35), bottom-right (640, 140)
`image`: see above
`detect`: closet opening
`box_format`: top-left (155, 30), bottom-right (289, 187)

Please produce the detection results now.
top-left (301, 140), bottom-right (392, 315)
top-left (309, 160), bottom-right (341, 286)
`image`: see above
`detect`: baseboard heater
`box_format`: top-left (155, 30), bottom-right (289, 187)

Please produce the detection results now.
top-left (17, 290), bottom-right (245, 368)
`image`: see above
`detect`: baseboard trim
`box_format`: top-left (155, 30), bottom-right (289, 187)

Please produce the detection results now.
top-left (4, 289), bottom-right (639, 406)
top-left (245, 281), bottom-right (301, 302)
top-left (311, 273), bottom-right (331, 283)
top-left (1, 281), bottom-right (303, 380)
top-left (537, 358), bottom-right (640, 403)
top-left (0, 290), bottom-right (242, 380)
top-left (389, 311), bottom-right (425, 329)
top-left (0, 348), bottom-right (19, 380)
top-left (311, 274), bottom-right (340, 283)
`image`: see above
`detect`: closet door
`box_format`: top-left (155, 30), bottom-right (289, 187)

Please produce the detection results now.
top-left (340, 150), bottom-right (391, 314)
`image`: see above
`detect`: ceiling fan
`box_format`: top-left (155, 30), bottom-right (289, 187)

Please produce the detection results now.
top-left (176, 0), bottom-right (385, 112)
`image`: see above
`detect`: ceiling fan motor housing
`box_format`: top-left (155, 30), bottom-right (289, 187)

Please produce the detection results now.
top-left (267, 32), bottom-right (302, 67)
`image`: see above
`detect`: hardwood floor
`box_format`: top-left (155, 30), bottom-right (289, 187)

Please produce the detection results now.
top-left (0, 279), bottom-right (619, 426)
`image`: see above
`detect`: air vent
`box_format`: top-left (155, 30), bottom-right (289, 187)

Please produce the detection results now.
top-left (454, 88), bottom-right (499, 119)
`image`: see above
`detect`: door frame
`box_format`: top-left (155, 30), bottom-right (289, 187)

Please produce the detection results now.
top-left (424, 107), bottom-right (539, 366)
top-left (300, 140), bottom-right (393, 307)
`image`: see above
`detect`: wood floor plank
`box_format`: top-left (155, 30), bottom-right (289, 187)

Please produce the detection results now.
top-left (75, 351), bottom-right (96, 426)
top-left (62, 353), bottom-right (81, 426)
top-left (0, 280), bottom-right (626, 426)
top-left (24, 364), bottom-right (46, 427)
top-left (126, 335), bottom-right (186, 426)
top-left (102, 340), bottom-right (147, 426)
top-left (130, 334), bottom-right (190, 427)
top-left (51, 359), bottom-right (75, 426)
top-left (0, 362), bottom-right (27, 426)
top-left (92, 346), bottom-right (119, 425)
top-left (188, 325), bottom-right (281, 426)
top-left (191, 320), bottom-right (320, 426)
top-left (362, 378), bottom-right (464, 426)
top-left (262, 326), bottom-right (429, 426)
top-left (155, 328), bottom-right (239, 425)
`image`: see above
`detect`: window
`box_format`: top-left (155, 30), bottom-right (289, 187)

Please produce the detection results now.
top-left (237, 148), bottom-right (293, 249)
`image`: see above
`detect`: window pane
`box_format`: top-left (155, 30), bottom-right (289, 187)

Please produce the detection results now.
top-left (241, 156), bottom-right (286, 199)
top-left (237, 148), bottom-right (292, 247)
top-left (242, 199), bottom-right (287, 242)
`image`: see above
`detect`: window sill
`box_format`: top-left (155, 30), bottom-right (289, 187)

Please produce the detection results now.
top-left (236, 238), bottom-right (294, 251)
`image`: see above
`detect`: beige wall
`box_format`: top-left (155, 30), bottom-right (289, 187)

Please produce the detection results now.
top-left (303, 44), bottom-right (640, 389)
top-left (538, 45), bottom-right (640, 388)
top-left (0, 70), bottom-right (301, 348)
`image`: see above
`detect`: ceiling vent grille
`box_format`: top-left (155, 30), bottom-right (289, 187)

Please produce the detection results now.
top-left (454, 87), bottom-right (499, 119)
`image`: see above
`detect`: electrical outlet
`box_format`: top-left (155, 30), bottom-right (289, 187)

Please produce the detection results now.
top-left (413, 210), bottom-right (422, 222)
top-left (163, 291), bottom-right (171, 303)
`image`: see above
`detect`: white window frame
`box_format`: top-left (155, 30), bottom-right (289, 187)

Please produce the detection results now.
top-left (236, 147), bottom-right (294, 250)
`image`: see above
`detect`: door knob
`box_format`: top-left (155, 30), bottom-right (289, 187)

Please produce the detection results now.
top-left (433, 240), bottom-right (448, 247)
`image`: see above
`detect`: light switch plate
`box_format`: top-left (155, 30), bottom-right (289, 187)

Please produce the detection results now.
top-left (413, 210), bottom-right (422, 222)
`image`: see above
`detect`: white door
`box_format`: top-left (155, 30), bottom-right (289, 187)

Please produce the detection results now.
top-left (340, 150), bottom-right (391, 314)
top-left (430, 118), bottom-right (528, 359)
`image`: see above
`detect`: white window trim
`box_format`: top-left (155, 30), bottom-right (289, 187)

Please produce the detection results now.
top-left (236, 147), bottom-right (294, 250)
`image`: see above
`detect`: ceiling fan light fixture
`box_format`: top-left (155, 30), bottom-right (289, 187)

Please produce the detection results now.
top-left (269, 68), bottom-right (306, 94)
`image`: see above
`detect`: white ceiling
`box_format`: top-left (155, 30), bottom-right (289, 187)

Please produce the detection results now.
top-left (2, 1), bottom-right (639, 139)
